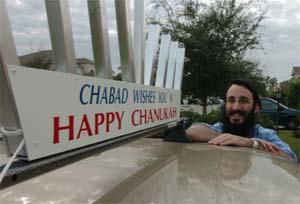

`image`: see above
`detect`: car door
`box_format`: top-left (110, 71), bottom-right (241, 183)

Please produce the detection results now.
top-left (260, 99), bottom-right (278, 122)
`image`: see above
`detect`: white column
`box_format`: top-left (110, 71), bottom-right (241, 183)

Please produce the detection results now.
top-left (88, 0), bottom-right (112, 79)
top-left (173, 45), bottom-right (185, 90)
top-left (115, 0), bottom-right (135, 82)
top-left (133, 0), bottom-right (145, 84)
top-left (45, 0), bottom-right (78, 74)
top-left (165, 41), bottom-right (177, 88)
top-left (155, 33), bottom-right (171, 87)
top-left (0, 0), bottom-right (20, 130)
top-left (0, 0), bottom-right (25, 157)
top-left (144, 24), bottom-right (161, 85)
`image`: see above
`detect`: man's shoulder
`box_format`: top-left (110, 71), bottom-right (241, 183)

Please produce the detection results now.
top-left (254, 124), bottom-right (277, 138)
top-left (255, 124), bottom-right (276, 134)
top-left (211, 122), bottom-right (223, 131)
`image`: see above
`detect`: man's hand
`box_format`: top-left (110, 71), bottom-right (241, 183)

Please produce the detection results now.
top-left (208, 134), bottom-right (293, 160)
top-left (208, 134), bottom-right (281, 153)
top-left (208, 133), bottom-right (253, 148)
top-left (254, 138), bottom-right (280, 154)
top-left (254, 139), bottom-right (293, 160)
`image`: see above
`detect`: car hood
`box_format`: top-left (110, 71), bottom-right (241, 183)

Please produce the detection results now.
top-left (0, 138), bottom-right (299, 204)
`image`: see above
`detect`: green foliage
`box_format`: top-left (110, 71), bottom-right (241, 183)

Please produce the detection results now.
top-left (202, 110), bottom-right (220, 124)
top-left (181, 110), bottom-right (219, 124)
top-left (264, 76), bottom-right (279, 98)
top-left (285, 78), bottom-right (300, 109)
top-left (257, 113), bottom-right (275, 129)
top-left (180, 110), bottom-right (203, 123)
top-left (278, 130), bottom-right (300, 162)
top-left (149, 0), bottom-right (267, 110)
top-left (292, 129), bottom-right (300, 139)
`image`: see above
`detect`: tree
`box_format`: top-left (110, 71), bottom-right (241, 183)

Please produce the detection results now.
top-left (149, 0), bottom-right (267, 114)
top-left (264, 76), bottom-right (278, 98)
top-left (285, 78), bottom-right (300, 109)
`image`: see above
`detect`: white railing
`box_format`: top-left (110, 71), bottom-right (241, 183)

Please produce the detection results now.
top-left (0, 0), bottom-right (185, 162)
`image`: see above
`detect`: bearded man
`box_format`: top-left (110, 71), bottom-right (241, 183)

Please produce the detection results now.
top-left (185, 79), bottom-right (297, 162)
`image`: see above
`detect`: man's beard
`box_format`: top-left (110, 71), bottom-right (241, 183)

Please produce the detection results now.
top-left (220, 107), bottom-right (257, 138)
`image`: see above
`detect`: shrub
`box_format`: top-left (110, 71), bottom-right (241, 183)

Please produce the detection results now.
top-left (257, 113), bottom-right (275, 129)
top-left (180, 110), bottom-right (203, 126)
top-left (201, 110), bottom-right (220, 124)
top-left (292, 130), bottom-right (300, 138)
top-left (180, 110), bottom-right (220, 127)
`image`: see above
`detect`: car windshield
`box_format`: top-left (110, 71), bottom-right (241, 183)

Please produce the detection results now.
top-left (262, 98), bottom-right (289, 110)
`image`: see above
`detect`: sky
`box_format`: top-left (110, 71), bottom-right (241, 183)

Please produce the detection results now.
top-left (4, 0), bottom-right (300, 82)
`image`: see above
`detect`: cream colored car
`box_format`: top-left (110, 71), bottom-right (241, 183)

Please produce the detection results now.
top-left (0, 137), bottom-right (299, 204)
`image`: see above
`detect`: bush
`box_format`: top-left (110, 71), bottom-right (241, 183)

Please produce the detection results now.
top-left (201, 110), bottom-right (220, 124)
top-left (180, 110), bottom-right (220, 126)
top-left (292, 130), bottom-right (300, 138)
top-left (257, 113), bottom-right (275, 129)
top-left (180, 110), bottom-right (203, 126)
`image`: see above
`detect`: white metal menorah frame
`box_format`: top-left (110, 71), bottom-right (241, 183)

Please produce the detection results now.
top-left (0, 0), bottom-right (185, 182)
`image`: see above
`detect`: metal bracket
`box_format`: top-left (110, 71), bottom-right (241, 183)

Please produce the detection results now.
top-left (1, 127), bottom-right (22, 137)
top-left (0, 128), bottom-right (24, 185)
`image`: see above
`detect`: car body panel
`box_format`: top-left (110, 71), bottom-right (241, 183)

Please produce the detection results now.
top-left (260, 97), bottom-right (300, 128)
top-left (0, 138), bottom-right (299, 204)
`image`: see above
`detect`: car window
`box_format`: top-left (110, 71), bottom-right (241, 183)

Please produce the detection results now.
top-left (261, 99), bottom-right (277, 110)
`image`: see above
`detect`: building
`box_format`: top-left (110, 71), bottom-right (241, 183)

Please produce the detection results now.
top-left (291, 66), bottom-right (300, 78)
top-left (19, 50), bottom-right (96, 76)
top-left (279, 66), bottom-right (300, 89)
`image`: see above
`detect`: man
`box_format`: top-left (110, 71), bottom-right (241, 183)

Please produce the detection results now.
top-left (186, 79), bottom-right (297, 162)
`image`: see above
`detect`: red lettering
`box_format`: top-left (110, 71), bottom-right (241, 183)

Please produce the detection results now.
top-left (115, 111), bottom-right (124, 129)
top-left (106, 112), bottom-right (115, 132)
top-left (172, 107), bottom-right (177, 118)
top-left (131, 109), bottom-right (139, 126)
top-left (95, 113), bottom-right (105, 135)
top-left (53, 115), bottom-right (74, 144)
top-left (148, 109), bottom-right (154, 123)
top-left (140, 109), bottom-right (147, 124)
top-left (163, 108), bottom-right (169, 119)
top-left (154, 108), bottom-right (161, 121)
top-left (77, 114), bottom-right (93, 139)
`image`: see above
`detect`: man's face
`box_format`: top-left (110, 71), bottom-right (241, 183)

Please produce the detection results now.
top-left (225, 85), bottom-right (254, 125)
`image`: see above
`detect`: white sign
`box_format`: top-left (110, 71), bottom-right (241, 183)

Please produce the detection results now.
top-left (7, 65), bottom-right (180, 160)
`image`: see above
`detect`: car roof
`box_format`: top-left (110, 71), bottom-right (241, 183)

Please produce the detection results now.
top-left (261, 97), bottom-right (277, 103)
top-left (1, 138), bottom-right (299, 204)
top-left (260, 97), bottom-right (289, 109)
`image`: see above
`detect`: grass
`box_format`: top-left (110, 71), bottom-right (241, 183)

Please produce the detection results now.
top-left (278, 130), bottom-right (300, 162)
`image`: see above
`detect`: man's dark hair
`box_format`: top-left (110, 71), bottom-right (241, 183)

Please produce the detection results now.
top-left (224, 79), bottom-right (261, 109)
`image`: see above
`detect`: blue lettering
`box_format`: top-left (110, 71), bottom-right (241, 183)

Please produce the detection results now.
top-left (133, 89), bottom-right (156, 104)
top-left (100, 87), bottom-right (108, 104)
top-left (122, 88), bottom-right (128, 103)
top-left (133, 90), bottom-right (140, 103)
top-left (115, 89), bottom-right (121, 103)
top-left (109, 87), bottom-right (116, 104)
top-left (80, 84), bottom-right (129, 105)
top-left (79, 84), bottom-right (90, 105)
top-left (90, 85), bottom-right (101, 104)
